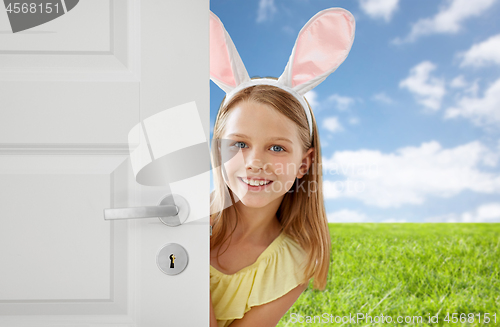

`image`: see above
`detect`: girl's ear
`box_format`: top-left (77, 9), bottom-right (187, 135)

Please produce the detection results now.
top-left (297, 147), bottom-right (315, 179)
top-left (278, 8), bottom-right (356, 96)
top-left (210, 11), bottom-right (250, 94)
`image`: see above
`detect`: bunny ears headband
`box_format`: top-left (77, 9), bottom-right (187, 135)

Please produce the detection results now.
top-left (210, 8), bottom-right (356, 139)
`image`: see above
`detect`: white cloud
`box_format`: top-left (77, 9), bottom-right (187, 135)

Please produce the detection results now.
top-left (425, 202), bottom-right (500, 222)
top-left (381, 218), bottom-right (408, 223)
top-left (450, 75), bottom-right (467, 88)
top-left (394, 0), bottom-right (497, 43)
top-left (304, 90), bottom-right (319, 109)
top-left (327, 94), bottom-right (355, 111)
top-left (359, 0), bottom-right (400, 22)
top-left (322, 116), bottom-right (344, 133)
top-left (327, 211), bottom-right (408, 223)
top-left (449, 76), bottom-right (480, 97)
top-left (399, 61), bottom-right (446, 110)
top-left (322, 140), bottom-right (500, 208)
top-left (465, 80), bottom-right (480, 97)
top-left (327, 209), bottom-right (368, 223)
top-left (445, 77), bottom-right (500, 127)
top-left (305, 92), bottom-right (356, 112)
top-left (256, 0), bottom-right (277, 23)
top-left (372, 92), bottom-right (394, 104)
top-left (459, 34), bottom-right (500, 67)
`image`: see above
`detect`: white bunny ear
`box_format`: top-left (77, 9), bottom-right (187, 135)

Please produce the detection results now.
top-left (210, 11), bottom-right (250, 94)
top-left (278, 8), bottom-right (356, 95)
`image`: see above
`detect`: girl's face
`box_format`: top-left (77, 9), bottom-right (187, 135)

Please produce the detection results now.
top-left (220, 100), bottom-right (314, 209)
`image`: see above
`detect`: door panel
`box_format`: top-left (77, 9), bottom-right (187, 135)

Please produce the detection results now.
top-left (0, 0), bottom-right (209, 326)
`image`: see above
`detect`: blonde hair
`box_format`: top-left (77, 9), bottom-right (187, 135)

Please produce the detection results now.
top-left (210, 83), bottom-right (330, 290)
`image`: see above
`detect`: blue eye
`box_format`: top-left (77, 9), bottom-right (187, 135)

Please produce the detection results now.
top-left (271, 145), bottom-right (285, 152)
top-left (233, 141), bottom-right (247, 149)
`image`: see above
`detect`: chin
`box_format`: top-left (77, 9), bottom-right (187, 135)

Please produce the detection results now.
top-left (238, 192), bottom-right (285, 209)
top-left (232, 192), bottom-right (269, 208)
top-left (238, 199), bottom-right (269, 209)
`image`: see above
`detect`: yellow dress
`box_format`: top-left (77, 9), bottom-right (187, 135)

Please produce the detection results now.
top-left (210, 232), bottom-right (308, 327)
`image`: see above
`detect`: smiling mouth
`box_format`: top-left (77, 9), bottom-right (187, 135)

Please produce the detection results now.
top-left (239, 177), bottom-right (273, 187)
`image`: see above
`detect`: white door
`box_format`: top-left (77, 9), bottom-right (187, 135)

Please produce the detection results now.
top-left (0, 1), bottom-right (209, 326)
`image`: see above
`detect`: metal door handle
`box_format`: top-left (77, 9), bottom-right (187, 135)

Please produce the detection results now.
top-left (103, 205), bottom-right (178, 220)
top-left (103, 194), bottom-right (189, 227)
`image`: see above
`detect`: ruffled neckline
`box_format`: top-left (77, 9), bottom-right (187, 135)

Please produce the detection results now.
top-left (210, 231), bottom-right (286, 276)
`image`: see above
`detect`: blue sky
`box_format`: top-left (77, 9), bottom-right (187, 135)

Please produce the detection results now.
top-left (209, 0), bottom-right (500, 223)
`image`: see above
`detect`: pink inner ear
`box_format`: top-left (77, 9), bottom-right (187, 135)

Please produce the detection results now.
top-left (210, 16), bottom-right (236, 87)
top-left (292, 12), bottom-right (353, 88)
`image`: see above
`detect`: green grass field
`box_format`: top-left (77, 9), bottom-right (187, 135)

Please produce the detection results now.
top-left (278, 224), bottom-right (500, 327)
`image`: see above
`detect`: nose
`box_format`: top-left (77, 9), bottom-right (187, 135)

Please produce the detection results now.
top-left (245, 149), bottom-right (266, 172)
top-left (246, 159), bottom-right (263, 172)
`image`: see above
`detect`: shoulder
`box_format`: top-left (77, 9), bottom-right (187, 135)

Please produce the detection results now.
top-left (281, 234), bottom-right (307, 256)
top-left (255, 232), bottom-right (308, 279)
top-left (245, 232), bottom-right (308, 304)
top-left (279, 233), bottom-right (308, 269)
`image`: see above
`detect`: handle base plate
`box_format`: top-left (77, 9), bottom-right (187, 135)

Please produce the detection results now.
top-left (157, 194), bottom-right (189, 227)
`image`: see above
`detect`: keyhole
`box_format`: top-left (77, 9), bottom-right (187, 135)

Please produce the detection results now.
top-left (169, 253), bottom-right (175, 268)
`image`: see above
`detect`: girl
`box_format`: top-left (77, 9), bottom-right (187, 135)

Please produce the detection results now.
top-left (209, 8), bottom-right (355, 327)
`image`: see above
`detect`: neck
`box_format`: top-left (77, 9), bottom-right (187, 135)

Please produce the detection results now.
top-left (228, 196), bottom-right (283, 244)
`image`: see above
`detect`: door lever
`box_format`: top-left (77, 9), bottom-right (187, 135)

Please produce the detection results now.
top-left (103, 194), bottom-right (189, 227)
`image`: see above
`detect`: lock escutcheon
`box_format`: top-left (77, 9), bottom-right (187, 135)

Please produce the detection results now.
top-left (157, 243), bottom-right (189, 275)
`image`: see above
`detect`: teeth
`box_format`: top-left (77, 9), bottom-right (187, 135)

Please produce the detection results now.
top-left (242, 178), bottom-right (270, 186)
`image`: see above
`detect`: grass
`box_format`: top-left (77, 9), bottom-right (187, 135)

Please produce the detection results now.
top-left (278, 224), bottom-right (500, 327)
